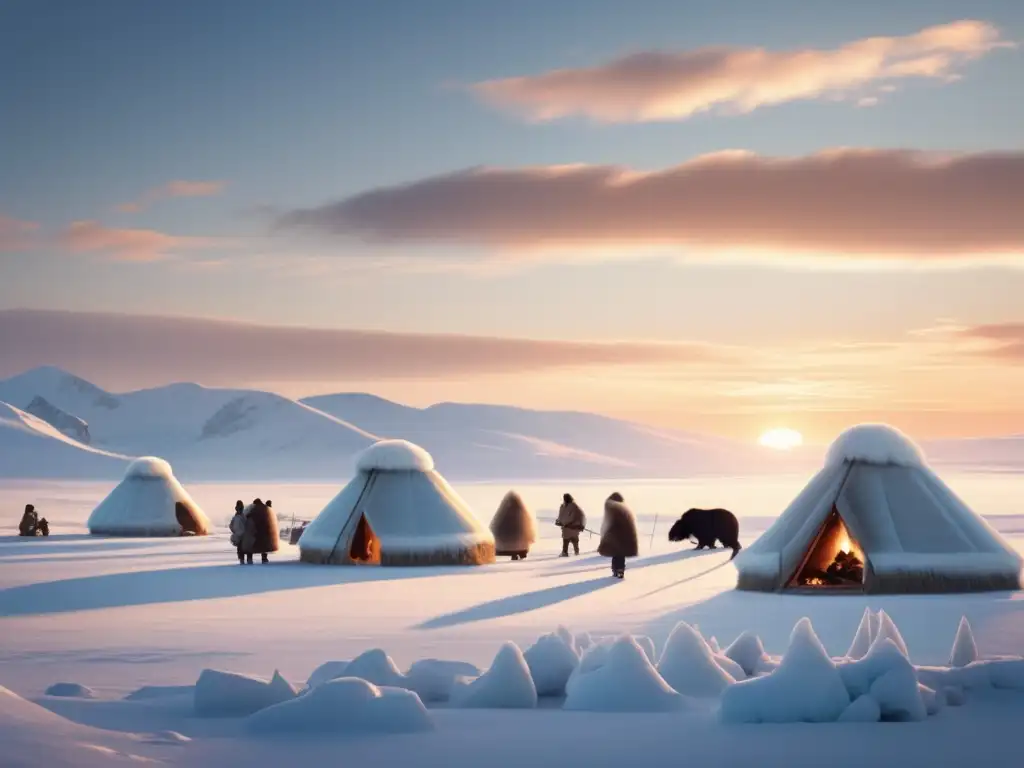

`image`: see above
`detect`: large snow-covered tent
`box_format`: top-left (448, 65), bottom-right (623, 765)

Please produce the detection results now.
top-left (299, 439), bottom-right (495, 566)
top-left (735, 424), bottom-right (1022, 594)
top-left (87, 457), bottom-right (211, 536)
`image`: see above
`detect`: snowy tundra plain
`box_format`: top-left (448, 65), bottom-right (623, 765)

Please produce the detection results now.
top-left (2, 475), bottom-right (1024, 767)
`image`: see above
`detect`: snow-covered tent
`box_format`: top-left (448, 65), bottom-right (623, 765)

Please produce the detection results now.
top-left (299, 439), bottom-right (495, 566)
top-left (735, 424), bottom-right (1022, 594)
top-left (87, 457), bottom-right (211, 536)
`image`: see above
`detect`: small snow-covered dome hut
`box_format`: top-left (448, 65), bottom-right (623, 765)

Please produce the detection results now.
top-left (735, 424), bottom-right (1022, 594)
top-left (87, 457), bottom-right (211, 536)
top-left (299, 440), bottom-right (495, 566)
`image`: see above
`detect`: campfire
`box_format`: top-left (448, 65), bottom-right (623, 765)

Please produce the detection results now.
top-left (790, 508), bottom-right (865, 589)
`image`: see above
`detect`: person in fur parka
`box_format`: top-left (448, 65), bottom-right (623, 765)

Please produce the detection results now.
top-left (244, 498), bottom-right (280, 564)
top-left (489, 490), bottom-right (537, 560)
top-left (597, 492), bottom-right (639, 579)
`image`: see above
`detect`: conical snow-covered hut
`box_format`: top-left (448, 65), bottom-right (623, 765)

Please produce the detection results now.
top-left (87, 457), bottom-right (211, 536)
top-left (735, 424), bottom-right (1022, 594)
top-left (299, 439), bottom-right (495, 566)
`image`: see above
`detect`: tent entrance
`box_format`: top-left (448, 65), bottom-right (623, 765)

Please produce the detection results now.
top-left (788, 506), bottom-right (865, 590)
top-left (349, 513), bottom-right (380, 564)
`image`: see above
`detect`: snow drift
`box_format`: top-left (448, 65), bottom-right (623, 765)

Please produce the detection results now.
top-left (565, 636), bottom-right (689, 712)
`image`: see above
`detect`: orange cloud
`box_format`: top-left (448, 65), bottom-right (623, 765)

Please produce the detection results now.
top-left (958, 323), bottom-right (1024, 360)
top-left (0, 214), bottom-right (39, 252)
top-left (278, 149), bottom-right (1024, 261)
top-left (59, 221), bottom-right (225, 262)
top-left (472, 20), bottom-right (1008, 122)
top-left (116, 179), bottom-right (227, 213)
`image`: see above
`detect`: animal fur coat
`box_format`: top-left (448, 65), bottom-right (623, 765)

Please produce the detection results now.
top-left (598, 497), bottom-right (639, 558)
top-left (489, 490), bottom-right (537, 554)
top-left (244, 501), bottom-right (280, 554)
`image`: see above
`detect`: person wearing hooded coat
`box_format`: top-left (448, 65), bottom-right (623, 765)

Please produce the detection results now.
top-left (18, 504), bottom-right (39, 537)
top-left (245, 498), bottom-right (279, 564)
top-left (489, 490), bottom-right (537, 560)
top-left (229, 500), bottom-right (246, 564)
top-left (598, 492), bottom-right (639, 578)
top-left (555, 493), bottom-right (587, 556)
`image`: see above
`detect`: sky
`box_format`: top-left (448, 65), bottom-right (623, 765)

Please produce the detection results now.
top-left (1, 0), bottom-right (1023, 442)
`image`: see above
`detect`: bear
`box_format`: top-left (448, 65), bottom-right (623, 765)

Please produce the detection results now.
top-left (668, 508), bottom-right (741, 560)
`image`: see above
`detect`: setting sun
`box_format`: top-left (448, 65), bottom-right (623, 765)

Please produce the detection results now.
top-left (758, 427), bottom-right (804, 451)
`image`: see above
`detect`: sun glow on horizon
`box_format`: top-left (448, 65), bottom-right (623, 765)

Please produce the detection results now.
top-left (758, 427), bottom-right (804, 451)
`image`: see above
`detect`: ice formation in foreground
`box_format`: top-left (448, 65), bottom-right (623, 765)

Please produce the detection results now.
top-left (565, 636), bottom-right (689, 713)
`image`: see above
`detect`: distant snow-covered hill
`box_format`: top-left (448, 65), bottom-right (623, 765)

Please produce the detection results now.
top-left (0, 366), bottom-right (1020, 481)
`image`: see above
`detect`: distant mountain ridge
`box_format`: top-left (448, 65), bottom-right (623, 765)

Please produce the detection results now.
top-left (0, 366), bottom-right (1020, 481)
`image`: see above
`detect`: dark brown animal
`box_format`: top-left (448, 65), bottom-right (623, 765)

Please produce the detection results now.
top-left (668, 508), bottom-right (741, 559)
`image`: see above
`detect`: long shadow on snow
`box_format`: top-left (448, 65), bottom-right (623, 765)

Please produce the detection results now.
top-left (0, 534), bottom-right (184, 558)
top-left (539, 546), bottom-right (719, 578)
top-left (415, 576), bottom-right (618, 630)
top-left (0, 561), bottom-right (484, 617)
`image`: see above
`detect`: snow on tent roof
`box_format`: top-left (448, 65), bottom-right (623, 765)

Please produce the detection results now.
top-left (124, 456), bottom-right (175, 479)
top-left (356, 439), bottom-right (434, 473)
top-left (824, 423), bottom-right (925, 469)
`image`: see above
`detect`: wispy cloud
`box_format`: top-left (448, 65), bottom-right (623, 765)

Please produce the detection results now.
top-left (59, 221), bottom-right (228, 263)
top-left (959, 322), bottom-right (1024, 359)
top-left (277, 149), bottom-right (1024, 263)
top-left (472, 20), bottom-right (1009, 122)
top-left (0, 214), bottom-right (40, 252)
top-left (116, 179), bottom-right (227, 213)
top-left (0, 309), bottom-right (724, 387)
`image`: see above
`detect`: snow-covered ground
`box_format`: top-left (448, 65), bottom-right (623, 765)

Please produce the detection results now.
top-left (2, 477), bottom-right (1024, 767)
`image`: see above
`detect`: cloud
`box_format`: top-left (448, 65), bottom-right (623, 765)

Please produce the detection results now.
top-left (959, 322), bottom-right (1024, 359)
top-left (59, 221), bottom-right (227, 262)
top-left (471, 20), bottom-right (1008, 122)
top-left (277, 149), bottom-right (1024, 262)
top-left (116, 179), bottom-right (227, 213)
top-left (0, 309), bottom-right (723, 387)
top-left (0, 214), bottom-right (39, 252)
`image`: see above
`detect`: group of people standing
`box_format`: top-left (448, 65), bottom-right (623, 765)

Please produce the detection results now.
top-left (228, 499), bottom-right (279, 565)
top-left (492, 491), bottom-right (639, 578)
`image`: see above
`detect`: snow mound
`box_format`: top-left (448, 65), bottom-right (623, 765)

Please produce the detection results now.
top-left (575, 632), bottom-right (593, 652)
top-left (451, 642), bottom-right (537, 709)
top-left (720, 618), bottom-right (850, 724)
top-left (523, 631), bottom-right (579, 696)
top-left (919, 683), bottom-right (944, 716)
top-left (871, 610), bottom-right (909, 658)
top-left (565, 636), bottom-right (688, 713)
top-left (124, 685), bottom-right (194, 701)
top-left (825, 423), bottom-right (925, 468)
top-left (846, 607), bottom-right (875, 660)
top-left (405, 659), bottom-right (481, 703)
top-left (194, 669), bottom-right (298, 717)
top-left (343, 648), bottom-right (407, 688)
top-left (124, 456), bottom-right (174, 479)
top-left (870, 666), bottom-right (926, 721)
top-left (840, 638), bottom-right (916, 699)
top-left (708, 636), bottom-right (721, 654)
top-left (724, 631), bottom-right (768, 676)
top-left (950, 616), bottom-right (978, 667)
top-left (988, 659), bottom-right (1024, 689)
top-left (713, 653), bottom-right (746, 680)
top-left (356, 439), bottom-right (434, 472)
top-left (838, 694), bottom-right (881, 723)
top-left (634, 635), bottom-right (657, 664)
top-left (657, 621), bottom-right (735, 698)
top-left (246, 677), bottom-right (433, 735)
top-left (306, 660), bottom-right (350, 689)
top-left (44, 682), bottom-right (96, 699)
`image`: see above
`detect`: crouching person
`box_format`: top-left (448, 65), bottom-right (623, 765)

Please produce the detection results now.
top-left (598, 492), bottom-right (638, 579)
top-left (18, 504), bottom-right (39, 537)
top-left (555, 493), bottom-right (586, 556)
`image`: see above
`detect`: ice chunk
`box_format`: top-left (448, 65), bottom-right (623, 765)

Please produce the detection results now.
top-left (840, 638), bottom-right (913, 699)
top-left (719, 618), bottom-right (850, 724)
top-left (838, 694), bottom-right (881, 723)
top-left (657, 622), bottom-right (735, 698)
top-left (635, 635), bottom-right (657, 664)
top-left (524, 632), bottom-right (579, 697)
top-left (44, 682), bottom-right (96, 699)
top-left (708, 636), bottom-right (721, 654)
top-left (870, 667), bottom-right (926, 721)
top-left (450, 642), bottom-right (537, 709)
top-left (846, 607), bottom-right (874, 660)
top-left (555, 625), bottom-right (577, 654)
top-left (713, 654), bottom-right (746, 680)
top-left (306, 661), bottom-right (350, 689)
top-left (918, 683), bottom-right (944, 716)
top-left (724, 631), bottom-right (767, 676)
top-left (344, 648), bottom-right (407, 688)
top-left (246, 677), bottom-right (433, 735)
top-left (405, 659), bottom-right (481, 703)
top-left (565, 636), bottom-right (688, 713)
top-left (871, 610), bottom-right (909, 658)
top-left (194, 669), bottom-right (297, 717)
top-left (949, 617), bottom-right (978, 668)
